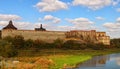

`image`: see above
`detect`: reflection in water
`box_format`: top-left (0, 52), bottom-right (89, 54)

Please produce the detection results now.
top-left (75, 53), bottom-right (120, 69)
top-left (76, 55), bottom-right (109, 67)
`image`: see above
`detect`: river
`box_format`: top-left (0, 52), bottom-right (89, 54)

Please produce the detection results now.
top-left (75, 53), bottom-right (120, 69)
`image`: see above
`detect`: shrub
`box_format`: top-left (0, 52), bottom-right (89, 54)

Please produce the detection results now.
top-left (62, 40), bottom-right (87, 50)
top-left (43, 43), bottom-right (55, 49)
top-left (33, 39), bottom-right (46, 51)
top-left (0, 40), bottom-right (18, 57)
top-left (3, 36), bottom-right (14, 43)
top-left (24, 39), bottom-right (34, 49)
top-left (91, 43), bottom-right (105, 50)
top-left (79, 43), bottom-right (87, 50)
top-left (86, 42), bottom-right (95, 48)
top-left (62, 40), bottom-right (74, 49)
top-left (12, 35), bottom-right (25, 49)
top-left (53, 38), bottom-right (64, 48)
top-left (111, 38), bottom-right (120, 48)
top-left (86, 42), bottom-right (105, 50)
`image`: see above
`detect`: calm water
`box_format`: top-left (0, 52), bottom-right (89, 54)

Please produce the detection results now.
top-left (75, 53), bottom-right (120, 69)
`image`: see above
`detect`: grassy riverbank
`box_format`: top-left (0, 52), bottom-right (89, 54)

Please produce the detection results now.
top-left (12, 48), bottom-right (120, 69)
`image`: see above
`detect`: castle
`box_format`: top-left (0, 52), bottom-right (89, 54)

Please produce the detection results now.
top-left (0, 21), bottom-right (110, 45)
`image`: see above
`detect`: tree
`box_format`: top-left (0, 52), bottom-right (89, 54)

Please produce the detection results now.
top-left (53, 38), bottom-right (63, 48)
top-left (62, 40), bottom-right (74, 49)
top-left (24, 39), bottom-right (34, 49)
top-left (33, 39), bottom-right (45, 51)
top-left (111, 38), bottom-right (120, 48)
top-left (3, 36), bottom-right (14, 43)
top-left (12, 35), bottom-right (25, 49)
top-left (0, 40), bottom-right (18, 57)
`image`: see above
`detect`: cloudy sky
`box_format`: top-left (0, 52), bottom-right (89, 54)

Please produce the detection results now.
top-left (0, 0), bottom-right (120, 38)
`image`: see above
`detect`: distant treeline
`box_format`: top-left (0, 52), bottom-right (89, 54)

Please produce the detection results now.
top-left (110, 38), bottom-right (120, 48)
top-left (0, 35), bottom-right (118, 57)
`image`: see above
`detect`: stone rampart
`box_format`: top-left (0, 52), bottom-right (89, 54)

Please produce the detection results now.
top-left (1, 29), bottom-right (110, 45)
top-left (1, 30), bottom-right (66, 43)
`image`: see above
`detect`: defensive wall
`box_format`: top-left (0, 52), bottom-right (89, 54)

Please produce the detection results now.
top-left (1, 20), bottom-right (110, 45)
top-left (1, 29), bottom-right (110, 45)
top-left (1, 30), bottom-right (66, 43)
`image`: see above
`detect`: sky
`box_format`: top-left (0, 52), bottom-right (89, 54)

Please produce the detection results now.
top-left (0, 0), bottom-right (120, 38)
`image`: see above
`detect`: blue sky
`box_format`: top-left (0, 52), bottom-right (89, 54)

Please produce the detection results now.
top-left (0, 0), bottom-right (120, 38)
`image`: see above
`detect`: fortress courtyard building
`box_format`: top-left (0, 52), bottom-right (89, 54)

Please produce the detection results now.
top-left (0, 20), bottom-right (110, 45)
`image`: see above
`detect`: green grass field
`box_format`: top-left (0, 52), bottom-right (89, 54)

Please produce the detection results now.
top-left (14, 48), bottom-right (120, 69)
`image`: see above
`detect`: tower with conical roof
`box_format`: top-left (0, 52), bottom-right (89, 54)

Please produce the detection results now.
top-left (3, 20), bottom-right (17, 30)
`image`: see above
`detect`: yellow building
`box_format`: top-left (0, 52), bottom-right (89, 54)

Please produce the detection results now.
top-left (65, 30), bottom-right (110, 45)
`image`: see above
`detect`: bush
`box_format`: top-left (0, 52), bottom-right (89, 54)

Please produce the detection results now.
top-left (33, 39), bottom-right (46, 51)
top-left (24, 39), bottom-right (34, 49)
top-left (53, 39), bottom-right (64, 48)
top-left (111, 39), bottom-right (120, 48)
top-left (79, 43), bottom-right (87, 50)
top-left (91, 43), bottom-right (105, 50)
top-left (1, 35), bottom-right (107, 52)
top-left (0, 40), bottom-right (18, 57)
top-left (62, 40), bottom-right (74, 49)
top-left (12, 35), bottom-right (25, 49)
top-left (43, 43), bottom-right (55, 49)
top-left (62, 40), bottom-right (87, 50)
top-left (3, 36), bottom-right (14, 43)
top-left (86, 42), bottom-right (94, 48)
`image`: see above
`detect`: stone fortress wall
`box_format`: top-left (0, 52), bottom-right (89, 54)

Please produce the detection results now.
top-left (1, 20), bottom-right (110, 45)
top-left (1, 29), bottom-right (110, 45)
top-left (1, 30), bottom-right (66, 43)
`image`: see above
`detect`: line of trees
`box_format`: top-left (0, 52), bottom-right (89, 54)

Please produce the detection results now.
top-left (110, 38), bottom-right (120, 48)
top-left (0, 35), bottom-right (108, 57)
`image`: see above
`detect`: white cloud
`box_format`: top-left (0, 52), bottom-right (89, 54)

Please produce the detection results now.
top-left (96, 16), bottom-right (105, 20)
top-left (14, 21), bottom-right (33, 30)
top-left (66, 17), bottom-right (95, 30)
top-left (43, 15), bottom-right (61, 23)
top-left (35, 0), bottom-right (68, 12)
top-left (103, 22), bottom-right (120, 29)
top-left (72, 0), bottom-right (113, 10)
top-left (103, 17), bottom-right (120, 38)
top-left (116, 8), bottom-right (120, 12)
top-left (0, 21), bottom-right (8, 26)
top-left (44, 15), bottom-right (54, 20)
top-left (0, 14), bottom-right (21, 20)
top-left (116, 17), bottom-right (120, 22)
top-left (112, 0), bottom-right (120, 6)
top-left (0, 15), bottom-right (61, 30)
top-left (66, 18), bottom-right (94, 26)
top-left (103, 17), bottom-right (120, 29)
